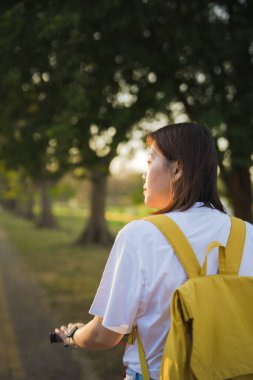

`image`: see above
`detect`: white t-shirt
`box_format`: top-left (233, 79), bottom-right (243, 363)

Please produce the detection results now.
top-left (89, 203), bottom-right (253, 380)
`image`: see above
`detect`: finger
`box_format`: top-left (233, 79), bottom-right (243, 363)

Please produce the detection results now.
top-left (60, 325), bottom-right (67, 333)
top-left (55, 328), bottom-right (67, 341)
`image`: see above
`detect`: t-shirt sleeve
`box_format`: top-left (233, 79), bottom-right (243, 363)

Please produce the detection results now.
top-left (89, 226), bottom-right (144, 334)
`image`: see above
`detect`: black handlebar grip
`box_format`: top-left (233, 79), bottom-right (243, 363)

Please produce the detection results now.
top-left (49, 332), bottom-right (63, 343)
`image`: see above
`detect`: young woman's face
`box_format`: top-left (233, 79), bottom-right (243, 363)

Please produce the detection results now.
top-left (143, 144), bottom-right (177, 209)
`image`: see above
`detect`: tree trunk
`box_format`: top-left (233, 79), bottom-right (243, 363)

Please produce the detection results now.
top-left (36, 179), bottom-right (57, 228)
top-left (76, 172), bottom-right (113, 246)
top-left (14, 180), bottom-right (35, 220)
top-left (222, 166), bottom-right (252, 223)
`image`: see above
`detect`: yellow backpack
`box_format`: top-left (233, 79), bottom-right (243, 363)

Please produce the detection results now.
top-left (130, 215), bottom-right (253, 380)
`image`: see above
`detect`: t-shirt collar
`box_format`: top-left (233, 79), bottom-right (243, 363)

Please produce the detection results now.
top-left (192, 201), bottom-right (205, 208)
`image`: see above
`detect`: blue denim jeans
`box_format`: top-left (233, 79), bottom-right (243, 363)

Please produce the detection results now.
top-left (124, 367), bottom-right (143, 380)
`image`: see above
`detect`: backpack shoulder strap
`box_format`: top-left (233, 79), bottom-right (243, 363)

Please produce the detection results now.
top-left (224, 216), bottom-right (246, 275)
top-left (143, 215), bottom-right (201, 279)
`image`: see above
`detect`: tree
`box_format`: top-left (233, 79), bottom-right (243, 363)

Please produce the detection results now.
top-left (0, 2), bottom-right (75, 227)
top-left (0, 1), bottom-right (152, 240)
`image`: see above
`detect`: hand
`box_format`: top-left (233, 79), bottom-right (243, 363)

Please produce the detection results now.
top-left (55, 322), bottom-right (85, 347)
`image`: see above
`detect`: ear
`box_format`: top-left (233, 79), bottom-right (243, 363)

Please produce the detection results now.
top-left (172, 161), bottom-right (182, 182)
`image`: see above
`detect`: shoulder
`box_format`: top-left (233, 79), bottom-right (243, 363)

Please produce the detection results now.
top-left (117, 218), bottom-right (163, 240)
top-left (106, 219), bottom-right (163, 272)
top-left (115, 218), bottom-right (169, 253)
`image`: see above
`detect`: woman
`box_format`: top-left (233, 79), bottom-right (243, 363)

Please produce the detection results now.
top-left (55, 122), bottom-right (253, 380)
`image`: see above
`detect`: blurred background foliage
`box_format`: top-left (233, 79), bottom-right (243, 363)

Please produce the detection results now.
top-left (0, 0), bottom-right (253, 241)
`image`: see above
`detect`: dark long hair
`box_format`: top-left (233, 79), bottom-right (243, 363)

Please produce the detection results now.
top-left (147, 122), bottom-right (226, 214)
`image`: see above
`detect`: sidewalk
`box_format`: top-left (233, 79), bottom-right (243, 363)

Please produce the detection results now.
top-left (0, 228), bottom-right (100, 380)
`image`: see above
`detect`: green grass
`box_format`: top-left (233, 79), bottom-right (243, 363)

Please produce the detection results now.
top-left (0, 205), bottom-right (149, 379)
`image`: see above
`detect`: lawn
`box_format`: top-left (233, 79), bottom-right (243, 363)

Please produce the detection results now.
top-left (0, 205), bottom-right (148, 379)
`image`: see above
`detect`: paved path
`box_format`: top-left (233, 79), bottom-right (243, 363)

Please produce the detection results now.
top-left (0, 228), bottom-right (100, 380)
